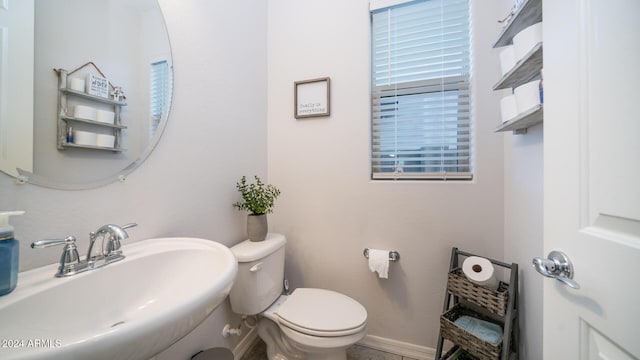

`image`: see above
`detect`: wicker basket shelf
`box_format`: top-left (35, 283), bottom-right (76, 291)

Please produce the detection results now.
top-left (447, 268), bottom-right (509, 316)
top-left (440, 305), bottom-right (503, 360)
top-left (435, 248), bottom-right (519, 360)
top-left (442, 346), bottom-right (481, 360)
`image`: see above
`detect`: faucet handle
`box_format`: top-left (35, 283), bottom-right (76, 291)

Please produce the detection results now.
top-left (31, 236), bottom-right (77, 249)
top-left (31, 236), bottom-right (86, 277)
top-left (121, 223), bottom-right (138, 230)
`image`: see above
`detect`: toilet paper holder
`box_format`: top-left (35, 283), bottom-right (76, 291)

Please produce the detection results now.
top-left (363, 248), bottom-right (400, 262)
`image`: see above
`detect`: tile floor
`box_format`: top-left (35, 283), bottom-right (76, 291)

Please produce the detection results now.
top-left (240, 339), bottom-right (419, 360)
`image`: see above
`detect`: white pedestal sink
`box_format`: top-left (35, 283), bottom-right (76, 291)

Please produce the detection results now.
top-left (0, 237), bottom-right (238, 360)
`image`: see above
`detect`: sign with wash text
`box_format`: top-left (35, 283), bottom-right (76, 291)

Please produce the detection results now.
top-left (86, 74), bottom-right (109, 98)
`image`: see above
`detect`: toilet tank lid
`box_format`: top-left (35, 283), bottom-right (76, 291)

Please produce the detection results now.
top-left (231, 233), bottom-right (286, 262)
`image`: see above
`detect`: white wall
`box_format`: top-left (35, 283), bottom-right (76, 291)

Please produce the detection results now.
top-left (503, 124), bottom-right (543, 360)
top-left (267, 0), bottom-right (505, 349)
top-left (0, 0), bottom-right (34, 177)
top-left (497, 1), bottom-right (544, 359)
top-left (0, 0), bottom-right (267, 358)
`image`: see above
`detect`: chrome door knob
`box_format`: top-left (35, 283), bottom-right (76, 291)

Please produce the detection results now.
top-left (532, 250), bottom-right (580, 289)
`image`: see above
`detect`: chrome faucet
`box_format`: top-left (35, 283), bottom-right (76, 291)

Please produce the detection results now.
top-left (87, 223), bottom-right (137, 264)
top-left (31, 223), bottom-right (137, 277)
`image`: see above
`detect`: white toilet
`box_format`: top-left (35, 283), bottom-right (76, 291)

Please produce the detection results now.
top-left (229, 233), bottom-right (368, 360)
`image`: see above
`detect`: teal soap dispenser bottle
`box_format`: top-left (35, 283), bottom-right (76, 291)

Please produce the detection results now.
top-left (0, 211), bottom-right (25, 296)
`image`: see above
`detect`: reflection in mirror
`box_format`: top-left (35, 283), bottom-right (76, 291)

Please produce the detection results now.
top-left (0, 0), bottom-right (172, 189)
top-left (0, 1), bottom-right (34, 178)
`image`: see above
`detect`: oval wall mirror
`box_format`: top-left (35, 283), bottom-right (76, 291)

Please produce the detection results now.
top-left (0, 0), bottom-right (173, 189)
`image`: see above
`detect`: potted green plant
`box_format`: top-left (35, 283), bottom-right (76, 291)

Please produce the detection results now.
top-left (233, 175), bottom-right (281, 241)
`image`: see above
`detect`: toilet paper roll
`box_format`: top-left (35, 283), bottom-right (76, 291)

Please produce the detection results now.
top-left (73, 105), bottom-right (97, 121)
top-left (73, 131), bottom-right (97, 146)
top-left (514, 80), bottom-right (541, 114)
top-left (368, 249), bottom-right (389, 279)
top-left (96, 134), bottom-right (115, 148)
top-left (500, 94), bottom-right (517, 123)
top-left (462, 256), bottom-right (498, 289)
top-left (513, 22), bottom-right (543, 61)
top-left (68, 77), bottom-right (86, 92)
top-left (96, 109), bottom-right (115, 124)
top-left (499, 46), bottom-right (516, 75)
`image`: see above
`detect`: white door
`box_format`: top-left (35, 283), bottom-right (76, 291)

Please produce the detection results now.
top-left (543, 0), bottom-right (640, 359)
top-left (0, 0), bottom-right (34, 176)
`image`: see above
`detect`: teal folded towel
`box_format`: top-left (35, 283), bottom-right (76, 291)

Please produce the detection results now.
top-left (454, 315), bottom-right (503, 345)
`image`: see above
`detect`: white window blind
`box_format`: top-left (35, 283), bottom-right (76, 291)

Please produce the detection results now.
top-left (371, 0), bottom-right (472, 180)
top-left (150, 59), bottom-right (172, 137)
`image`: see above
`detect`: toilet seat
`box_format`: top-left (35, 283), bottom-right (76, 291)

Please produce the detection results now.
top-left (275, 288), bottom-right (367, 337)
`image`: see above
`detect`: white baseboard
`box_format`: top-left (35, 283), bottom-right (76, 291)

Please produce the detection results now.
top-left (232, 327), bottom-right (258, 360)
top-left (357, 334), bottom-right (436, 360)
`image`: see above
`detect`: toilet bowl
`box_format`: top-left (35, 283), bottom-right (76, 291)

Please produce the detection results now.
top-left (259, 289), bottom-right (367, 360)
top-left (229, 234), bottom-right (368, 360)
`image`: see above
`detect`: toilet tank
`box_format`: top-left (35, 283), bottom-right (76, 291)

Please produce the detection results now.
top-left (229, 233), bottom-right (286, 315)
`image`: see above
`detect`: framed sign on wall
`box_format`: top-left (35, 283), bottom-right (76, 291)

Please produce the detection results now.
top-left (86, 73), bottom-right (109, 98)
top-left (294, 77), bottom-right (330, 119)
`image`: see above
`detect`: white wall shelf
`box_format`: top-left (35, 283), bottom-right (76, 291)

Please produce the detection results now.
top-left (56, 68), bottom-right (127, 151)
top-left (59, 143), bottom-right (126, 152)
top-left (493, 0), bottom-right (542, 47)
top-left (493, 0), bottom-right (543, 135)
top-left (61, 88), bottom-right (127, 106)
top-left (60, 116), bottom-right (128, 129)
top-left (495, 104), bottom-right (543, 135)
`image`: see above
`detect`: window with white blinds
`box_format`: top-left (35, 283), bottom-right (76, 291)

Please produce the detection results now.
top-left (150, 59), bottom-right (172, 137)
top-left (371, 0), bottom-right (472, 180)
